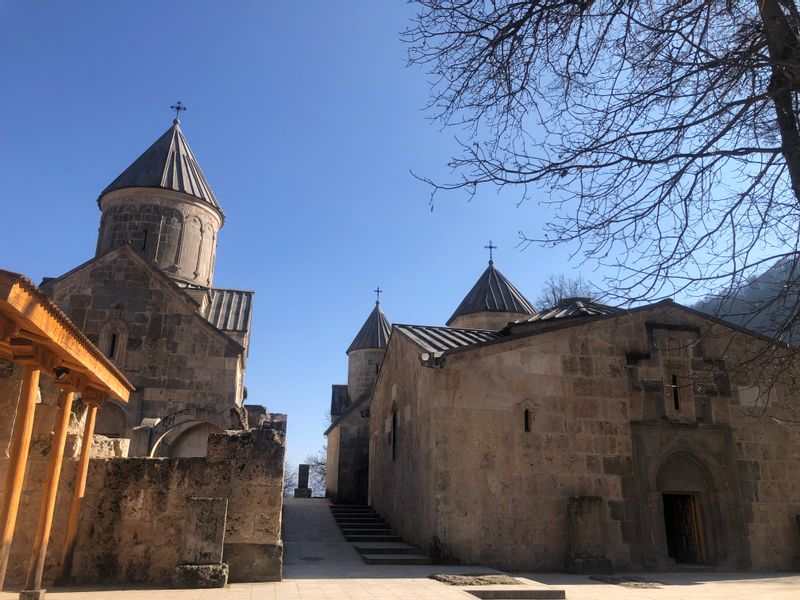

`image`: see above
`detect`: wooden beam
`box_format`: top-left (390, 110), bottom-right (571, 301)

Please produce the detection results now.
top-left (23, 390), bottom-right (75, 593)
top-left (0, 366), bottom-right (41, 589)
top-left (0, 274), bottom-right (132, 402)
top-left (58, 402), bottom-right (97, 581)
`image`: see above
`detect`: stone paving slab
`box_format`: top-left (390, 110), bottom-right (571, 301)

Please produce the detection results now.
top-left (2, 572), bottom-right (799, 600)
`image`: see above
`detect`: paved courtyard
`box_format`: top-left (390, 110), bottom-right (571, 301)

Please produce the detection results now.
top-left (2, 498), bottom-right (797, 600)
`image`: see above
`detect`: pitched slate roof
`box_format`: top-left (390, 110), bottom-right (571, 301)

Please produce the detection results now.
top-left (514, 297), bottom-right (622, 324)
top-left (347, 301), bottom-right (392, 353)
top-left (99, 119), bottom-right (222, 215)
top-left (206, 288), bottom-right (254, 333)
top-left (447, 261), bottom-right (536, 325)
top-left (395, 324), bottom-right (505, 353)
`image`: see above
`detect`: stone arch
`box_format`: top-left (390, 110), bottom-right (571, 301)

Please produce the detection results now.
top-left (147, 406), bottom-right (233, 457)
top-left (179, 215), bottom-right (203, 276)
top-left (653, 450), bottom-right (720, 566)
top-left (98, 320), bottom-right (128, 366)
top-left (95, 401), bottom-right (127, 437)
top-left (166, 421), bottom-right (224, 458)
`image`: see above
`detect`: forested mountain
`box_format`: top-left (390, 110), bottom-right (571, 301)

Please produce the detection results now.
top-left (695, 257), bottom-right (800, 346)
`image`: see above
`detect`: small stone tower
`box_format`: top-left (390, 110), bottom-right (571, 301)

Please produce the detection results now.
top-left (95, 118), bottom-right (224, 288)
top-left (347, 300), bottom-right (391, 404)
top-left (448, 259), bottom-right (537, 329)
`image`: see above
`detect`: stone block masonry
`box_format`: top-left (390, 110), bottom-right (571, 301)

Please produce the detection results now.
top-left (65, 427), bottom-right (285, 585)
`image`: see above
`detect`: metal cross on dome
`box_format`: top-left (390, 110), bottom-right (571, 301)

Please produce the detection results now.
top-left (484, 240), bottom-right (497, 264)
top-left (170, 101), bottom-right (187, 120)
top-left (374, 286), bottom-right (383, 303)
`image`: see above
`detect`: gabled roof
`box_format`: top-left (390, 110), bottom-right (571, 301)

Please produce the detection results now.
top-left (513, 297), bottom-right (622, 325)
top-left (99, 119), bottom-right (223, 216)
top-left (395, 324), bottom-right (505, 354)
top-left (347, 301), bottom-right (392, 353)
top-left (447, 261), bottom-right (536, 325)
top-left (41, 245), bottom-right (244, 354)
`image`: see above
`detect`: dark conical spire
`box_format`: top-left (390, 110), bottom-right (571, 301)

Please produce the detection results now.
top-left (447, 261), bottom-right (536, 326)
top-left (99, 119), bottom-right (222, 216)
top-left (347, 301), bottom-right (392, 353)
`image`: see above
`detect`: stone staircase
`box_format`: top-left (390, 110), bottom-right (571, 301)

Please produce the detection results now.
top-left (330, 504), bottom-right (433, 565)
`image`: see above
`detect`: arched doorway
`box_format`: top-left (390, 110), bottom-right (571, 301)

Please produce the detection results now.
top-left (656, 453), bottom-right (715, 565)
top-left (95, 402), bottom-right (127, 437)
top-left (165, 421), bottom-right (224, 458)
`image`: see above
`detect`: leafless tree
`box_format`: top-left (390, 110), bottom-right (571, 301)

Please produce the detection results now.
top-left (536, 273), bottom-right (595, 308)
top-left (283, 462), bottom-right (298, 496)
top-left (406, 0), bottom-right (800, 345)
top-left (305, 446), bottom-right (327, 498)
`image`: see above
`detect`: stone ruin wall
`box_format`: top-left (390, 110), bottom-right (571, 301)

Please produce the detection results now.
top-left (70, 427), bottom-right (285, 584)
top-left (1, 393), bottom-right (285, 589)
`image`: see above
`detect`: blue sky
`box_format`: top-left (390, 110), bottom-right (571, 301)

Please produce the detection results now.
top-left (0, 2), bottom-right (593, 467)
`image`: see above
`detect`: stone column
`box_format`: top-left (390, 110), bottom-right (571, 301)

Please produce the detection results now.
top-left (0, 366), bottom-right (41, 589)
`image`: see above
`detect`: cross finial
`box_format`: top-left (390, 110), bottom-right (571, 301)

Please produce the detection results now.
top-left (170, 101), bottom-right (187, 123)
top-left (484, 240), bottom-right (497, 264)
top-left (373, 286), bottom-right (383, 304)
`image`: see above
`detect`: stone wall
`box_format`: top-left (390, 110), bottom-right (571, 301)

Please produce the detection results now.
top-left (69, 427), bottom-right (285, 584)
top-left (97, 188), bottom-right (222, 288)
top-left (42, 246), bottom-right (247, 455)
top-left (327, 409), bottom-right (369, 504)
top-left (369, 304), bottom-right (800, 571)
top-left (347, 348), bottom-right (384, 404)
top-left (0, 420), bottom-right (285, 588)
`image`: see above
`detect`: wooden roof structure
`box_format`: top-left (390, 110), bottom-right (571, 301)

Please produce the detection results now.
top-left (0, 269), bottom-right (133, 401)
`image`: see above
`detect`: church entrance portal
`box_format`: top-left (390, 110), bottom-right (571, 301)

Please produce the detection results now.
top-left (662, 493), bottom-right (705, 564)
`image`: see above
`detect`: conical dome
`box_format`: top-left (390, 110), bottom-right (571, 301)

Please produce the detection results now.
top-left (447, 261), bottom-right (536, 326)
top-left (99, 119), bottom-right (222, 217)
top-left (347, 302), bottom-right (392, 353)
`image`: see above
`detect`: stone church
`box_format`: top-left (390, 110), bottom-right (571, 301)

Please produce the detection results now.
top-left (328, 257), bottom-right (800, 572)
top-left (325, 298), bottom-right (391, 503)
top-left (40, 117), bottom-right (262, 458)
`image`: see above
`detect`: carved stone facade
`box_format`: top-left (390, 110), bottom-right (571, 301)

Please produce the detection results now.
top-left (367, 302), bottom-right (800, 571)
top-left (96, 188), bottom-right (222, 288)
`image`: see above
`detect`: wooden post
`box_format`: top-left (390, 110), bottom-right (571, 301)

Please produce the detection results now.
top-left (57, 401), bottom-right (97, 582)
top-left (0, 366), bottom-right (41, 589)
top-left (22, 390), bottom-right (75, 594)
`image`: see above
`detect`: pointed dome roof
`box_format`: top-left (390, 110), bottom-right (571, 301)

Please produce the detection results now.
top-left (447, 261), bottom-right (536, 326)
top-left (347, 301), bottom-right (392, 353)
top-left (99, 119), bottom-right (222, 216)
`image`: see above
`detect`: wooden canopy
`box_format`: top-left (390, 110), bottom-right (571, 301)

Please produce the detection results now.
top-left (0, 269), bottom-right (133, 402)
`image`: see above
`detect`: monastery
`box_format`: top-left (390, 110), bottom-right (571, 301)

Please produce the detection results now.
top-left (0, 116), bottom-right (285, 595)
top-left (327, 257), bottom-right (800, 571)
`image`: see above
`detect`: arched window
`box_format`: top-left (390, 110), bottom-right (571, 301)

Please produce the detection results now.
top-left (524, 408), bottom-right (531, 432)
top-left (99, 321), bottom-right (128, 365)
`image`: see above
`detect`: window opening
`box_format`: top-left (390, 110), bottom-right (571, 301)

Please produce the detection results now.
top-left (391, 411), bottom-right (397, 460)
top-left (108, 332), bottom-right (118, 359)
top-left (141, 229), bottom-right (148, 251)
top-left (671, 374), bottom-right (680, 410)
top-left (524, 408), bottom-right (531, 432)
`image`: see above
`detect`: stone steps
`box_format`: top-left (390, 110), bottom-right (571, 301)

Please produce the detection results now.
top-left (361, 553), bottom-right (433, 565)
top-left (336, 521), bottom-right (388, 529)
top-left (330, 504), bottom-right (434, 564)
top-left (344, 533), bottom-right (403, 542)
top-left (353, 541), bottom-right (424, 555)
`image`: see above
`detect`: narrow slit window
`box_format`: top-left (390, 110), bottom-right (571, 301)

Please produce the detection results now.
top-left (108, 332), bottom-right (118, 359)
top-left (141, 229), bottom-right (149, 251)
top-left (672, 374), bottom-right (680, 410)
top-left (391, 411), bottom-right (397, 460)
top-left (523, 408), bottom-right (531, 432)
